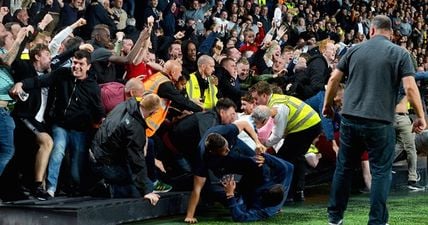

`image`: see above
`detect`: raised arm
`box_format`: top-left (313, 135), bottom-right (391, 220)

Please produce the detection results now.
top-left (2, 27), bottom-right (29, 66)
top-left (49, 18), bottom-right (86, 55)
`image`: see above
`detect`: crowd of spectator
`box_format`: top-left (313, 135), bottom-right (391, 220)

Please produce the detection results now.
top-left (0, 0), bottom-right (427, 223)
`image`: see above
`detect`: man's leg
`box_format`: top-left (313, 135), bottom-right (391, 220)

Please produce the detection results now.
top-left (34, 132), bottom-right (53, 183)
top-left (46, 125), bottom-right (68, 196)
top-left (365, 122), bottom-right (395, 225)
top-left (94, 163), bottom-right (141, 198)
top-left (396, 115), bottom-right (418, 182)
top-left (68, 129), bottom-right (89, 193)
top-left (328, 117), bottom-right (364, 223)
top-left (0, 109), bottom-right (15, 175)
top-left (277, 123), bottom-right (321, 201)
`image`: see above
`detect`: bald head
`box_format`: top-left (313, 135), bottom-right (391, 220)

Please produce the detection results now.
top-left (197, 55), bottom-right (214, 67)
top-left (163, 60), bottom-right (183, 82)
top-left (125, 78), bottom-right (144, 98)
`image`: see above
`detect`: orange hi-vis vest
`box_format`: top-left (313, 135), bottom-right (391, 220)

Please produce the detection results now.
top-left (143, 72), bottom-right (171, 137)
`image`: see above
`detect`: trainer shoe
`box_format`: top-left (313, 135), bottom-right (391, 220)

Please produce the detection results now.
top-left (359, 187), bottom-right (371, 194)
top-left (328, 219), bottom-right (343, 225)
top-left (153, 180), bottom-right (173, 193)
top-left (32, 186), bottom-right (53, 201)
top-left (293, 190), bottom-right (305, 202)
top-left (408, 181), bottom-right (425, 192)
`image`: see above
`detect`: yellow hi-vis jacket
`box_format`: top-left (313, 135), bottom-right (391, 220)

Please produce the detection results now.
top-left (143, 72), bottom-right (171, 137)
top-left (186, 72), bottom-right (218, 110)
top-left (268, 94), bottom-right (321, 134)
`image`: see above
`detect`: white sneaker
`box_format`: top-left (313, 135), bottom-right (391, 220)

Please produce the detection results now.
top-left (328, 219), bottom-right (343, 225)
top-left (47, 190), bottom-right (55, 198)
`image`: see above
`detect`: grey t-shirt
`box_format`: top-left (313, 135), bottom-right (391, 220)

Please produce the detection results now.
top-left (337, 35), bottom-right (415, 123)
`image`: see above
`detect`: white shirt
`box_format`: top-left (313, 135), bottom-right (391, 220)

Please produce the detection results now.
top-left (237, 114), bottom-right (256, 150)
top-left (35, 72), bottom-right (49, 123)
top-left (265, 104), bottom-right (289, 147)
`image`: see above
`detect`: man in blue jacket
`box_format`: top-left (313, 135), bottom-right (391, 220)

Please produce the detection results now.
top-left (206, 133), bottom-right (294, 222)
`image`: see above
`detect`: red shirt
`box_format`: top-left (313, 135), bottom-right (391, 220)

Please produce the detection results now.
top-left (125, 62), bottom-right (154, 81)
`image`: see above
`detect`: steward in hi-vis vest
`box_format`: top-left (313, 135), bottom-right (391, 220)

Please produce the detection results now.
top-left (251, 81), bottom-right (322, 203)
top-left (143, 60), bottom-right (203, 136)
top-left (186, 72), bottom-right (218, 110)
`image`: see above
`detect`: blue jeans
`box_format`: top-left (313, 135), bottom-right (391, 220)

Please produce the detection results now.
top-left (328, 116), bottom-right (395, 225)
top-left (46, 125), bottom-right (88, 194)
top-left (0, 108), bottom-right (15, 175)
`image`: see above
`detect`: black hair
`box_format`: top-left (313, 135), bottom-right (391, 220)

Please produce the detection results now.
top-left (215, 98), bottom-right (237, 112)
top-left (205, 133), bottom-right (227, 154)
top-left (74, 50), bottom-right (92, 64)
top-left (29, 44), bottom-right (50, 62)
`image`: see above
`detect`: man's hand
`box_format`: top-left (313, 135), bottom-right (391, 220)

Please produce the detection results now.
top-left (255, 143), bottom-right (266, 155)
top-left (144, 192), bottom-right (160, 206)
top-left (39, 14), bottom-right (54, 30)
top-left (221, 174), bottom-right (236, 196)
top-left (154, 159), bottom-right (166, 173)
top-left (147, 16), bottom-right (154, 28)
top-left (115, 31), bottom-right (125, 41)
top-left (16, 27), bottom-right (29, 41)
top-left (412, 118), bottom-right (426, 134)
top-left (174, 31), bottom-right (185, 39)
top-left (26, 25), bottom-right (35, 35)
top-left (0, 6), bottom-right (9, 17)
top-left (71, 18), bottom-right (86, 29)
top-left (332, 140), bottom-right (339, 157)
top-left (9, 82), bottom-right (24, 98)
top-left (276, 25), bottom-right (287, 39)
top-left (253, 154), bottom-right (265, 167)
top-left (322, 103), bottom-right (334, 118)
top-left (79, 43), bottom-right (94, 53)
top-left (184, 217), bottom-right (198, 224)
top-left (139, 27), bottom-right (150, 40)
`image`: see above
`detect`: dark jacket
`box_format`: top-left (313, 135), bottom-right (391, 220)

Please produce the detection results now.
top-left (216, 67), bottom-right (242, 110)
top-left (11, 45), bottom-right (77, 119)
top-left (158, 81), bottom-right (203, 113)
top-left (84, 2), bottom-right (116, 39)
top-left (91, 98), bottom-right (152, 195)
top-left (294, 54), bottom-right (331, 100)
top-left (227, 154), bottom-right (294, 222)
top-left (21, 67), bottom-right (105, 131)
top-left (58, 3), bottom-right (83, 28)
top-left (169, 110), bottom-right (220, 154)
top-left (11, 60), bottom-right (44, 119)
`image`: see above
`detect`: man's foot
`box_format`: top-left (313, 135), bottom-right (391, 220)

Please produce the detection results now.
top-left (32, 186), bottom-right (53, 201)
top-left (359, 187), bottom-right (370, 194)
top-left (153, 180), bottom-right (173, 193)
top-left (408, 181), bottom-right (425, 192)
top-left (328, 219), bottom-right (343, 225)
top-left (46, 190), bottom-right (55, 198)
top-left (293, 190), bottom-right (305, 202)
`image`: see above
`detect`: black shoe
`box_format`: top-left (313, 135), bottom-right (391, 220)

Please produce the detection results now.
top-left (32, 186), bottom-right (53, 201)
top-left (408, 181), bottom-right (425, 192)
top-left (359, 187), bottom-right (371, 194)
top-left (293, 190), bottom-right (305, 202)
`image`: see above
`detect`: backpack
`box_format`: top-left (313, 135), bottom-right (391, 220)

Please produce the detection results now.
top-left (99, 82), bottom-right (125, 114)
